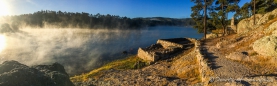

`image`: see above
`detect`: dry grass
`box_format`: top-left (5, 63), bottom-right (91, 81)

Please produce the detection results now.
top-left (70, 55), bottom-right (149, 82)
top-left (241, 56), bottom-right (277, 75)
top-left (185, 68), bottom-right (201, 84)
top-left (177, 58), bottom-right (198, 78)
top-left (163, 47), bottom-right (201, 84)
top-left (175, 57), bottom-right (201, 84)
top-left (211, 29), bottom-right (224, 34)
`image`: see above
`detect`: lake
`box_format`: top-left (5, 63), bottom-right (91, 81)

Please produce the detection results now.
top-left (0, 26), bottom-right (203, 75)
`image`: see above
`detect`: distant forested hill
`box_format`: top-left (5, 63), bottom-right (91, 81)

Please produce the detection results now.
top-left (1, 10), bottom-right (195, 29)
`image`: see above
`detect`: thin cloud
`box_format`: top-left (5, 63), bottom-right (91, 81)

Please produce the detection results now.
top-left (26, 0), bottom-right (38, 6)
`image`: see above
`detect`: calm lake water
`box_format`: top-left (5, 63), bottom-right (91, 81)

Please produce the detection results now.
top-left (0, 26), bottom-right (203, 75)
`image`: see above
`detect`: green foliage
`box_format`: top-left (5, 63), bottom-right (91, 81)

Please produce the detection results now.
top-left (191, 0), bottom-right (240, 34)
top-left (234, 2), bottom-right (251, 22)
top-left (251, 0), bottom-right (277, 14)
top-left (268, 15), bottom-right (275, 20)
top-left (190, 0), bottom-right (214, 33)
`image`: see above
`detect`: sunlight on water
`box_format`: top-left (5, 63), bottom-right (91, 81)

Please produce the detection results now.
top-left (0, 35), bottom-right (6, 53)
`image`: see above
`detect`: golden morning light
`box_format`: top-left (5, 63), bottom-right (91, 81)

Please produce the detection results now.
top-left (0, 0), bottom-right (10, 16)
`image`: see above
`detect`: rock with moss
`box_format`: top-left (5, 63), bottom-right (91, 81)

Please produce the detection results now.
top-left (253, 35), bottom-right (277, 57)
top-left (0, 60), bottom-right (74, 86)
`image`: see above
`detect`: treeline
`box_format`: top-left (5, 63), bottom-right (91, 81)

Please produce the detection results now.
top-left (2, 10), bottom-right (195, 29)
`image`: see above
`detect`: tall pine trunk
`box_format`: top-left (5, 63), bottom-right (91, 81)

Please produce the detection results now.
top-left (253, 0), bottom-right (256, 25)
top-left (222, 3), bottom-right (226, 36)
top-left (204, 0), bottom-right (207, 39)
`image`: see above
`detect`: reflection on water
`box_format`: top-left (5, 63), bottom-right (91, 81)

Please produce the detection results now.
top-left (0, 26), bottom-right (203, 75)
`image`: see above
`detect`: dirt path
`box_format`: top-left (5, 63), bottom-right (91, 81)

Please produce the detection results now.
top-left (202, 38), bottom-right (253, 84)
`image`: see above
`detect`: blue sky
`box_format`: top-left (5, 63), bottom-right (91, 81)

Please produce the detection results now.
top-left (2, 0), bottom-right (250, 18)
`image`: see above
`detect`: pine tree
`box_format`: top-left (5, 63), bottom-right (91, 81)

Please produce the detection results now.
top-left (213, 0), bottom-right (240, 36)
top-left (191, 0), bottom-right (214, 39)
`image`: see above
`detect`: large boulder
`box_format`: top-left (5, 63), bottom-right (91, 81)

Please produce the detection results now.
top-left (0, 60), bottom-right (74, 86)
top-left (237, 14), bottom-right (263, 34)
top-left (253, 35), bottom-right (277, 57)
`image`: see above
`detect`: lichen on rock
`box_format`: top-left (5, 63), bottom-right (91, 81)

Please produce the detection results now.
top-left (253, 35), bottom-right (277, 57)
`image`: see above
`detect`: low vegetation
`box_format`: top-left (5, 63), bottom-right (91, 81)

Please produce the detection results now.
top-left (268, 14), bottom-right (275, 20)
top-left (70, 55), bottom-right (150, 82)
top-left (180, 59), bottom-right (201, 84)
top-left (166, 49), bottom-right (201, 84)
top-left (241, 56), bottom-right (277, 75)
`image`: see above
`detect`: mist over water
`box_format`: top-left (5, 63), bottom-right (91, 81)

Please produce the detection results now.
top-left (0, 26), bottom-right (203, 75)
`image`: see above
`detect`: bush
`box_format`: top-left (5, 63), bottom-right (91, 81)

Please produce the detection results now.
top-left (268, 14), bottom-right (275, 20)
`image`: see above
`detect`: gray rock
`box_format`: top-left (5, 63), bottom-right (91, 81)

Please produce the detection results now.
top-left (0, 60), bottom-right (74, 86)
top-left (237, 14), bottom-right (262, 34)
top-left (253, 35), bottom-right (277, 57)
top-left (226, 52), bottom-right (251, 61)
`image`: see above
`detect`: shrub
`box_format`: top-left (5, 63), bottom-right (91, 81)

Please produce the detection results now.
top-left (268, 14), bottom-right (275, 20)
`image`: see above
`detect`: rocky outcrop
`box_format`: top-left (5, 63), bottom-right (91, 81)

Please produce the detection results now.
top-left (237, 14), bottom-right (262, 34)
top-left (257, 9), bottom-right (277, 25)
top-left (237, 9), bottom-right (277, 34)
top-left (265, 21), bottom-right (277, 34)
top-left (253, 35), bottom-right (277, 57)
top-left (0, 60), bottom-right (74, 86)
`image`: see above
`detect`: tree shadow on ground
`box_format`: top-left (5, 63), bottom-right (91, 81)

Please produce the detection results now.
top-left (248, 74), bottom-right (277, 77)
top-left (163, 76), bottom-right (180, 81)
top-left (239, 80), bottom-right (251, 86)
top-left (201, 41), bottom-right (222, 70)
